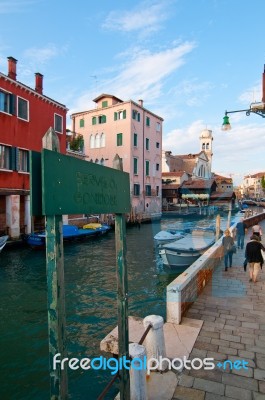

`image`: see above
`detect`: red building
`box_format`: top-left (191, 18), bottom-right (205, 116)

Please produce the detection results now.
top-left (0, 57), bottom-right (68, 238)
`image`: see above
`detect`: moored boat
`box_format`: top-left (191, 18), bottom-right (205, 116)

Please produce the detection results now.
top-left (0, 235), bottom-right (9, 252)
top-left (159, 227), bottom-right (216, 269)
top-left (154, 228), bottom-right (188, 246)
top-left (23, 224), bottom-right (111, 249)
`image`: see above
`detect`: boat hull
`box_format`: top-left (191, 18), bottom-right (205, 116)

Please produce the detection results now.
top-left (0, 235), bottom-right (9, 252)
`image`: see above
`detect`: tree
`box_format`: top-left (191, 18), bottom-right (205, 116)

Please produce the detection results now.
top-left (69, 134), bottom-right (84, 152)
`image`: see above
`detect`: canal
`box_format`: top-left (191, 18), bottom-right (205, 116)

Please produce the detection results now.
top-left (0, 213), bottom-right (231, 399)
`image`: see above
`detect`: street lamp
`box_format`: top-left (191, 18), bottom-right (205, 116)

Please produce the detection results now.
top-left (222, 64), bottom-right (265, 130)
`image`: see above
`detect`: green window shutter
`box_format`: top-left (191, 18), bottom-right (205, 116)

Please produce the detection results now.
top-left (137, 113), bottom-right (140, 122)
top-left (92, 116), bottom-right (96, 125)
top-left (117, 133), bottom-right (123, 146)
top-left (102, 101), bottom-right (108, 108)
top-left (80, 119), bottom-right (84, 128)
top-left (11, 147), bottom-right (18, 171)
top-left (114, 112), bottom-right (117, 121)
top-left (123, 110), bottom-right (126, 119)
top-left (146, 116), bottom-right (150, 126)
top-left (102, 115), bottom-right (106, 123)
top-left (134, 133), bottom-right (137, 147)
top-left (10, 94), bottom-right (16, 115)
top-left (134, 158), bottom-right (138, 174)
top-left (26, 151), bottom-right (30, 172)
top-left (146, 138), bottom-right (149, 150)
top-left (146, 160), bottom-right (149, 176)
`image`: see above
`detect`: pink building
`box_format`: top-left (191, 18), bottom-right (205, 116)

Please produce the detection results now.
top-left (71, 94), bottom-right (163, 217)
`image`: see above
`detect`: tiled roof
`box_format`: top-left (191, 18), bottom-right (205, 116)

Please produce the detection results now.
top-left (210, 191), bottom-right (235, 199)
top-left (181, 178), bottom-right (215, 189)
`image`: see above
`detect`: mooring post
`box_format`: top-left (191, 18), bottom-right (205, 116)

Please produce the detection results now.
top-left (43, 127), bottom-right (68, 399)
top-left (129, 343), bottom-right (147, 400)
top-left (113, 154), bottom-right (130, 399)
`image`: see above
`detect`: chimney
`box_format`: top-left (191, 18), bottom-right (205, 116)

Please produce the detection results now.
top-left (7, 56), bottom-right (17, 80)
top-left (262, 65), bottom-right (265, 103)
top-left (35, 73), bottom-right (43, 94)
top-left (138, 99), bottom-right (143, 107)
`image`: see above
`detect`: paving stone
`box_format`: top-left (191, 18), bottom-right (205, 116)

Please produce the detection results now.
top-left (259, 381), bottom-right (265, 393)
top-left (193, 342), bottom-right (218, 352)
top-left (229, 342), bottom-right (245, 350)
top-left (226, 355), bottom-right (256, 368)
top-left (222, 373), bottom-right (258, 391)
top-left (177, 374), bottom-right (194, 388)
top-left (225, 384), bottom-right (252, 400)
top-left (238, 350), bottom-right (255, 359)
top-left (220, 333), bottom-right (241, 343)
top-left (254, 368), bottom-right (265, 380)
top-left (231, 366), bottom-right (254, 378)
top-left (224, 319), bottom-right (242, 327)
top-left (188, 368), bottom-right (222, 382)
top-left (253, 392), bottom-right (265, 400)
top-left (200, 330), bottom-right (220, 339)
top-left (172, 385), bottom-right (205, 400)
top-left (205, 394), bottom-right (231, 400)
top-left (207, 351), bottom-right (227, 361)
top-left (211, 338), bottom-right (229, 347)
top-left (190, 348), bottom-right (207, 359)
top-left (195, 336), bottom-right (211, 344)
top-left (248, 346), bottom-right (265, 355)
top-left (218, 346), bottom-right (238, 356)
top-left (242, 322), bottom-right (260, 329)
top-left (193, 377), bottom-right (225, 395)
top-left (220, 314), bottom-right (236, 320)
top-left (241, 337), bottom-right (255, 345)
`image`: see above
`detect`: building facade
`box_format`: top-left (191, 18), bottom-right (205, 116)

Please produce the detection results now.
top-left (242, 172), bottom-right (265, 199)
top-left (71, 94), bottom-right (163, 217)
top-left (0, 57), bottom-right (67, 238)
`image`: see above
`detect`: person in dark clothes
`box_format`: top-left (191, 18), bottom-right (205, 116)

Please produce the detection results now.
top-left (235, 218), bottom-right (247, 249)
top-left (222, 229), bottom-right (235, 271)
top-left (245, 234), bottom-right (265, 283)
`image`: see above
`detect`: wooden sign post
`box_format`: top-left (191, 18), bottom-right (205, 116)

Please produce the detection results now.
top-left (30, 134), bottom-right (131, 399)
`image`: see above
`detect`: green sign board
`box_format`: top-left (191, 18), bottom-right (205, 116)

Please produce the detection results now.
top-left (31, 149), bottom-right (130, 215)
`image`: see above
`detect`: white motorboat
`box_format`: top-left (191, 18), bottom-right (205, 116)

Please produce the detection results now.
top-left (159, 227), bottom-right (216, 269)
top-left (154, 228), bottom-right (186, 246)
top-left (0, 235), bottom-right (9, 252)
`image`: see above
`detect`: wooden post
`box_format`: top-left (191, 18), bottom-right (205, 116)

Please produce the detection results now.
top-left (113, 154), bottom-right (130, 399)
top-left (227, 200), bottom-right (232, 228)
top-left (215, 214), bottom-right (221, 242)
top-left (43, 127), bottom-right (68, 399)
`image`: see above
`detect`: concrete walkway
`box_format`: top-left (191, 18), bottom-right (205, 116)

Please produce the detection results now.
top-left (172, 219), bottom-right (265, 400)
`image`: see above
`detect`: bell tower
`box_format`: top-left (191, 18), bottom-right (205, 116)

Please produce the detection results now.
top-left (199, 129), bottom-right (213, 170)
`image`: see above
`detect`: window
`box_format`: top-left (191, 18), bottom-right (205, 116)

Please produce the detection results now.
top-left (80, 118), bottom-right (85, 128)
top-left (98, 115), bottom-right (106, 124)
top-left (17, 97), bottom-right (29, 121)
top-left (117, 133), bottom-right (123, 146)
top-left (18, 149), bottom-right (29, 172)
top-left (0, 145), bottom-right (11, 169)
top-left (133, 158), bottom-right (138, 174)
top-left (156, 163), bottom-right (159, 171)
top-left (145, 185), bottom-right (151, 196)
top-left (92, 116), bottom-right (96, 125)
top-left (95, 133), bottom-right (100, 148)
top-left (102, 101), bottom-right (108, 108)
top-left (114, 110), bottom-right (126, 120)
top-left (90, 135), bottom-right (95, 149)
top-left (132, 110), bottom-right (137, 119)
top-left (145, 160), bottom-right (150, 176)
top-left (146, 116), bottom-right (150, 126)
top-left (54, 114), bottom-right (63, 133)
top-left (156, 186), bottom-right (159, 196)
top-left (137, 113), bottom-right (140, 122)
top-left (100, 133), bottom-right (105, 147)
top-left (0, 90), bottom-right (15, 114)
top-left (156, 142), bottom-right (160, 149)
top-left (156, 122), bottom-right (161, 131)
top-left (146, 138), bottom-right (149, 150)
top-left (133, 133), bottom-right (138, 147)
top-left (133, 184), bottom-right (140, 196)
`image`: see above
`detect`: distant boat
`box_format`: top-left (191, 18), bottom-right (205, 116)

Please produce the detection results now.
top-left (0, 235), bottom-right (9, 252)
top-left (23, 224), bottom-right (111, 249)
top-left (159, 227), bottom-right (216, 269)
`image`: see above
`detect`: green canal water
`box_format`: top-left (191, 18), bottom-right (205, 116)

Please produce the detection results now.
top-left (0, 214), bottom-right (232, 399)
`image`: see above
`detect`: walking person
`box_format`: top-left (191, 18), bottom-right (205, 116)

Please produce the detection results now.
top-left (252, 223), bottom-right (262, 240)
top-left (235, 218), bottom-right (248, 249)
top-left (222, 229), bottom-right (235, 271)
top-left (245, 234), bottom-right (265, 283)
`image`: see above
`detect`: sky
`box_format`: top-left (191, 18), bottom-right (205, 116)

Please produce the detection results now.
top-left (1, 0), bottom-right (265, 185)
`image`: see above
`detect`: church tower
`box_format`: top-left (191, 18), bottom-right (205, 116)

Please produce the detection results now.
top-left (199, 129), bottom-right (213, 170)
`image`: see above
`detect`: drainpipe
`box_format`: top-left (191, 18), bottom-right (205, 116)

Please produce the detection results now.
top-left (142, 107), bottom-right (145, 212)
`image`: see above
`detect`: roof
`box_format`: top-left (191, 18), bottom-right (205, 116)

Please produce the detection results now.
top-left (92, 93), bottom-right (123, 103)
top-left (0, 72), bottom-right (67, 110)
top-left (210, 191), bottom-right (235, 199)
top-left (162, 171), bottom-right (186, 177)
top-left (181, 178), bottom-right (216, 190)
top-left (162, 184), bottom-right (180, 189)
top-left (244, 172), bottom-right (265, 179)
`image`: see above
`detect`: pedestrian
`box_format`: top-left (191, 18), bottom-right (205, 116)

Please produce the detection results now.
top-left (252, 223), bottom-right (262, 239)
top-left (245, 234), bottom-right (265, 283)
top-left (235, 218), bottom-right (248, 250)
top-left (222, 229), bottom-right (235, 271)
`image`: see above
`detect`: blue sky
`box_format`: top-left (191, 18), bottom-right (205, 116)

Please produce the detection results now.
top-left (1, 0), bottom-right (265, 185)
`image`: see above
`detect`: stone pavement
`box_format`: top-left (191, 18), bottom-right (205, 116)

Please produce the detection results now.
top-left (172, 219), bottom-right (265, 400)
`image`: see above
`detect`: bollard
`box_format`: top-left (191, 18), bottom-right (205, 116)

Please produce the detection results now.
top-left (143, 315), bottom-right (167, 371)
top-left (129, 343), bottom-right (147, 400)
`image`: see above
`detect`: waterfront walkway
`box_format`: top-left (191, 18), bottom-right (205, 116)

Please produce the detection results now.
top-left (172, 219), bottom-right (265, 400)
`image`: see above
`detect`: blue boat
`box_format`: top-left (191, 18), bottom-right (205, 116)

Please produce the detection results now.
top-left (23, 224), bottom-right (111, 248)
